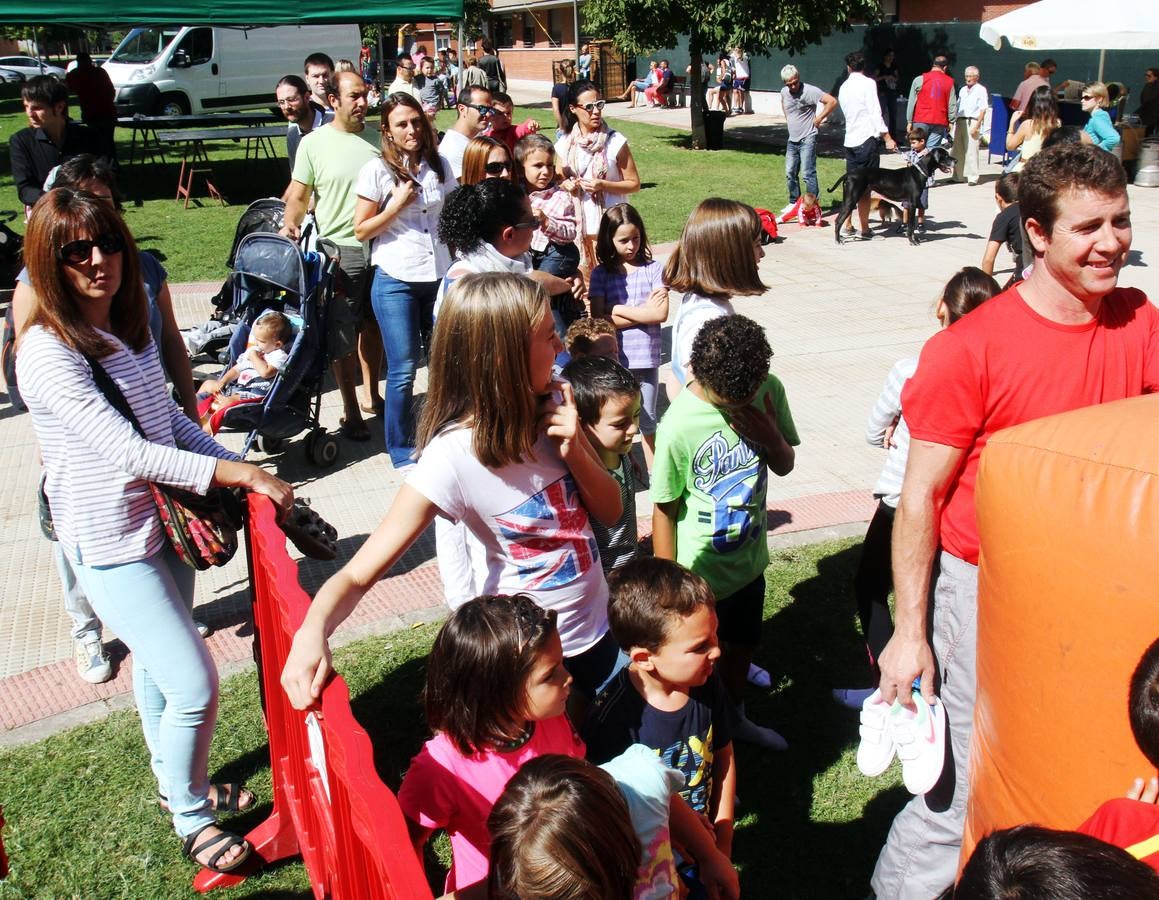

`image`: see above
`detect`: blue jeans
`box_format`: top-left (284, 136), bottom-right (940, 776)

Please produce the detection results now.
top-left (913, 122), bottom-right (949, 149)
top-left (72, 546), bottom-right (217, 837)
top-left (532, 242), bottom-right (581, 337)
top-left (55, 541), bottom-right (100, 642)
top-left (370, 268), bottom-right (439, 467)
top-left (785, 132), bottom-right (818, 202)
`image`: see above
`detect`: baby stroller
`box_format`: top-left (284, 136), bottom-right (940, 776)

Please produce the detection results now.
top-left (183, 198), bottom-right (287, 364)
top-left (202, 228), bottom-right (342, 467)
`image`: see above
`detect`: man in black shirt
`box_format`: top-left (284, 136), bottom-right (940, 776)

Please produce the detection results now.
top-left (10, 76), bottom-right (99, 209)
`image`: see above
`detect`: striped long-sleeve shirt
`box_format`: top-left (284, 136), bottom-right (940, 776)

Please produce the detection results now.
top-left (867, 356), bottom-right (918, 508)
top-left (17, 326), bottom-right (241, 566)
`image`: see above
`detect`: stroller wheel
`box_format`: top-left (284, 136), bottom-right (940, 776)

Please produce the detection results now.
top-left (307, 430), bottom-right (339, 467)
top-left (256, 434), bottom-right (286, 455)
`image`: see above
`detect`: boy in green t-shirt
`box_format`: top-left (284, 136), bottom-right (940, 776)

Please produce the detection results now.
top-left (651, 314), bottom-right (799, 750)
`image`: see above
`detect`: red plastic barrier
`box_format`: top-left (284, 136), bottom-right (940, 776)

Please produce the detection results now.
top-left (194, 494), bottom-right (433, 898)
top-left (0, 806), bottom-right (8, 880)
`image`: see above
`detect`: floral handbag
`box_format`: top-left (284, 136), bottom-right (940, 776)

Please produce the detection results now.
top-left (87, 356), bottom-right (243, 570)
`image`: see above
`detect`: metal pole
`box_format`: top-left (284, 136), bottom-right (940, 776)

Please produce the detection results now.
top-left (572, 0), bottom-right (579, 67)
top-left (1097, 47), bottom-right (1105, 83)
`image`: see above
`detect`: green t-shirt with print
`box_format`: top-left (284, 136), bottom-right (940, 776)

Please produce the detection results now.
top-left (291, 123), bottom-right (381, 247)
top-left (651, 374), bottom-right (800, 600)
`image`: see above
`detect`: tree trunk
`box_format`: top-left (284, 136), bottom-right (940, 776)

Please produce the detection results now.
top-left (688, 32), bottom-right (708, 150)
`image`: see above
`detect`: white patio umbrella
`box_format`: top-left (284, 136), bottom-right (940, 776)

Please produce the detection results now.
top-left (979, 0), bottom-right (1159, 81)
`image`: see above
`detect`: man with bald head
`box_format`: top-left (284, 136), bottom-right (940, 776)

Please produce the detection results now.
top-left (953, 66), bottom-right (988, 185)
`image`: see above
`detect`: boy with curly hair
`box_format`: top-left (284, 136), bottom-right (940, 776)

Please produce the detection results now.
top-left (651, 313), bottom-right (799, 750)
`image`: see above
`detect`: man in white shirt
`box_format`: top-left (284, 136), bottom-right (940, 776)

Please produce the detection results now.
top-left (953, 66), bottom-right (989, 185)
top-left (277, 74), bottom-right (333, 173)
top-left (438, 85), bottom-right (493, 178)
top-left (837, 50), bottom-right (898, 239)
top-left (387, 57), bottom-right (421, 100)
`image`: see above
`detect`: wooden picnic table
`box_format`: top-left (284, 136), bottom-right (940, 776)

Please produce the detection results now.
top-left (154, 125), bottom-right (287, 208)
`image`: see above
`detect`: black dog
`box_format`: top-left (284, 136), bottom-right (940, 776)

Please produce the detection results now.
top-left (829, 147), bottom-right (954, 245)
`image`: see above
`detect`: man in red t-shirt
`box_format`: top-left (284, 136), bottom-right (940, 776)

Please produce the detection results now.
top-left (870, 143), bottom-right (1159, 899)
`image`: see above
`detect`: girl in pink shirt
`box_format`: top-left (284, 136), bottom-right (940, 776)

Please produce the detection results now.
top-left (397, 594), bottom-right (584, 893)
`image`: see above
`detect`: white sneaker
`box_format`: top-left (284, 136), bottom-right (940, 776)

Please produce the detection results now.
top-left (75, 637), bottom-right (113, 684)
top-left (856, 689), bottom-right (896, 777)
top-left (746, 663), bottom-right (772, 688)
top-left (890, 691), bottom-right (947, 795)
top-left (194, 620), bottom-right (211, 638)
top-left (833, 687), bottom-right (876, 709)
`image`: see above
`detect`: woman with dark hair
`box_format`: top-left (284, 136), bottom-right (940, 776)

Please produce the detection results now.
top-left (17, 189), bottom-right (293, 873)
top-left (555, 80), bottom-right (642, 268)
top-left (354, 91), bottom-right (456, 469)
top-left (459, 135), bottom-right (515, 185)
top-left (876, 49), bottom-right (900, 136)
top-left (1008, 86), bottom-right (1066, 170)
top-left (476, 38), bottom-right (506, 95)
top-left (11, 155), bottom-right (209, 686)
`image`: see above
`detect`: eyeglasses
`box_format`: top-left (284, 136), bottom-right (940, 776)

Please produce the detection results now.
top-left (511, 219), bottom-right (538, 230)
top-left (466, 103), bottom-right (493, 116)
top-left (577, 99), bottom-right (606, 112)
top-left (1081, 94), bottom-right (1094, 100)
top-left (58, 232), bottom-right (125, 264)
top-left (398, 64), bottom-right (414, 72)
top-left (484, 160), bottom-right (512, 175)
top-left (784, 79), bottom-right (801, 88)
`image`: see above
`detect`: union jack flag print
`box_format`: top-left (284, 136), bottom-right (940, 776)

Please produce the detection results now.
top-left (495, 475), bottom-right (597, 590)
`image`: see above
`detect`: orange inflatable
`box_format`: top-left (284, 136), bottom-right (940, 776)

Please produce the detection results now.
top-left (964, 394), bottom-right (1159, 866)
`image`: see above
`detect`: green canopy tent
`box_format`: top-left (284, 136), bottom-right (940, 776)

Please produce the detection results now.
top-left (0, 0), bottom-right (462, 25)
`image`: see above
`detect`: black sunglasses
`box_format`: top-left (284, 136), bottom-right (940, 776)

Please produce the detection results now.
top-left (58, 232), bottom-right (125, 264)
top-left (511, 219), bottom-right (538, 230)
top-left (484, 160), bottom-right (512, 175)
top-left (467, 103), bottom-right (493, 116)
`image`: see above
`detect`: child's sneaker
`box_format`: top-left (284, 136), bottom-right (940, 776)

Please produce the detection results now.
top-left (833, 686), bottom-right (876, 710)
top-left (746, 663), bottom-right (772, 688)
top-left (889, 690), bottom-right (946, 795)
top-left (856, 689), bottom-right (896, 777)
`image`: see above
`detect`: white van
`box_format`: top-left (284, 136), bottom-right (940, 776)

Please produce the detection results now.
top-left (103, 24), bottom-right (359, 116)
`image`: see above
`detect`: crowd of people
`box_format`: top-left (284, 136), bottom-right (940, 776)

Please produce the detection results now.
top-left (6, 40), bottom-right (1159, 899)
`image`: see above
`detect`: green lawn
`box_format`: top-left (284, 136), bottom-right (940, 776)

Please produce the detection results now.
top-left (0, 94), bottom-right (844, 283)
top-left (0, 538), bottom-right (905, 899)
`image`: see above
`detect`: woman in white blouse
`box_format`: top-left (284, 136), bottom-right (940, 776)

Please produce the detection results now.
top-left (16, 189), bottom-right (293, 873)
top-left (354, 92), bottom-right (457, 470)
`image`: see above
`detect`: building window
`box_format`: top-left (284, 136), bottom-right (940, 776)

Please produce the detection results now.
top-left (547, 10), bottom-right (563, 47)
top-left (522, 12), bottom-right (535, 48)
top-left (494, 16), bottom-right (514, 49)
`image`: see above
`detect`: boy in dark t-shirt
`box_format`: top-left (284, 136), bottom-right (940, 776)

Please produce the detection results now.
top-left (982, 172), bottom-right (1024, 279)
top-left (583, 557), bottom-right (737, 859)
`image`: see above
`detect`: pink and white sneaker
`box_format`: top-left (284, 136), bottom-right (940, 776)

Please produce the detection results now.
top-left (890, 690), bottom-right (947, 795)
top-left (856, 689), bottom-right (897, 777)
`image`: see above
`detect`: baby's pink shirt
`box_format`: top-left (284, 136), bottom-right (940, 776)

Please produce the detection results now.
top-left (397, 714), bottom-right (585, 892)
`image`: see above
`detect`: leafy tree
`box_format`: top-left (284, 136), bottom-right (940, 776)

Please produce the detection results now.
top-left (582, 0), bottom-right (882, 147)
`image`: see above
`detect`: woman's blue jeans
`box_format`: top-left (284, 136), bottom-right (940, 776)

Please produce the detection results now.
top-left (72, 546), bottom-right (217, 838)
top-left (370, 268), bottom-right (439, 467)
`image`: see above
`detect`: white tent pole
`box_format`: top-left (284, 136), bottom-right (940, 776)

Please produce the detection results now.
top-left (1098, 47), bottom-right (1105, 82)
top-left (573, 0), bottom-right (579, 66)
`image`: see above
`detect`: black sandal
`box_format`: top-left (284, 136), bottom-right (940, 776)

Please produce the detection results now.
top-left (278, 500), bottom-right (338, 560)
top-left (182, 823), bottom-right (251, 873)
top-left (160, 782), bottom-right (255, 814)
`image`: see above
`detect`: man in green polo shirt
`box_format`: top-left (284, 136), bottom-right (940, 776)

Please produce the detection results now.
top-left (283, 69), bottom-right (382, 441)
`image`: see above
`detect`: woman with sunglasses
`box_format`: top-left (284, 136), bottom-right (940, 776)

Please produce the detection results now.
top-left (460, 135), bottom-right (515, 185)
top-left (354, 92), bottom-right (456, 470)
top-left (17, 188), bottom-right (294, 873)
top-left (1080, 82), bottom-right (1121, 153)
top-left (10, 154), bottom-right (216, 687)
top-left (555, 80), bottom-right (641, 269)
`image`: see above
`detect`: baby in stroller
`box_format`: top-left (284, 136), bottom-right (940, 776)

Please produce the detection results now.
top-left (198, 310), bottom-right (293, 431)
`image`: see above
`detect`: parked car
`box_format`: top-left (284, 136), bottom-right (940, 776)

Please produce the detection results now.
top-left (0, 67), bottom-right (24, 83)
top-left (65, 55), bottom-right (110, 73)
top-left (0, 56), bottom-right (66, 78)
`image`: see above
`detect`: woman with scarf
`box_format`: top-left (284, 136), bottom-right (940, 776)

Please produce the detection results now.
top-left (555, 81), bottom-right (641, 269)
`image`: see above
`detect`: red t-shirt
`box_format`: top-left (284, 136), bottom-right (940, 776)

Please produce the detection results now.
top-left (1078, 797), bottom-right (1159, 871)
top-left (902, 286), bottom-right (1159, 564)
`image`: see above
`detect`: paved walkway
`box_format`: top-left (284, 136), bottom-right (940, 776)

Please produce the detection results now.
top-left (3, 109), bottom-right (1157, 744)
